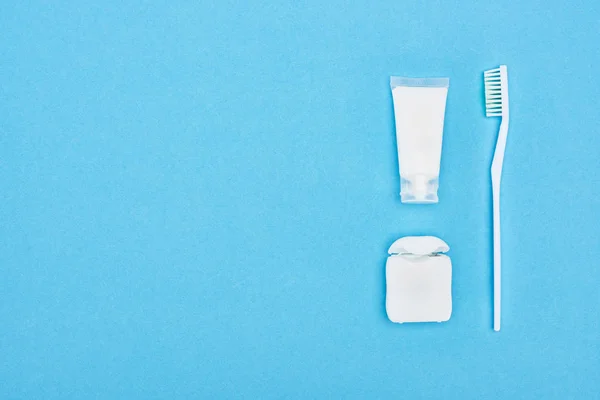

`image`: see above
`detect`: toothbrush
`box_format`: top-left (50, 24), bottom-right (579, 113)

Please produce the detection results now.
top-left (484, 65), bottom-right (509, 332)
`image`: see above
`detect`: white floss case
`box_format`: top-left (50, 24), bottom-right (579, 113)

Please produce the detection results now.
top-left (386, 236), bottom-right (452, 323)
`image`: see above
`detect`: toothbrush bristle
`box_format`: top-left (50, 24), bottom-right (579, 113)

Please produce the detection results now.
top-left (484, 66), bottom-right (507, 117)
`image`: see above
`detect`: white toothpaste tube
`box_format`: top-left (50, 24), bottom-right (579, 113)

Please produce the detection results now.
top-left (390, 77), bottom-right (449, 203)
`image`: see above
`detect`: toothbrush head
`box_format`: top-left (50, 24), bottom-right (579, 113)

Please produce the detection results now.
top-left (484, 65), bottom-right (509, 118)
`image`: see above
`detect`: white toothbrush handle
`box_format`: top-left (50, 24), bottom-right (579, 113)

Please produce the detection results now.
top-left (492, 182), bottom-right (501, 331)
top-left (491, 118), bottom-right (509, 332)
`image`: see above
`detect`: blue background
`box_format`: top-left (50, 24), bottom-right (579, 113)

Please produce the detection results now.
top-left (2, 1), bottom-right (599, 398)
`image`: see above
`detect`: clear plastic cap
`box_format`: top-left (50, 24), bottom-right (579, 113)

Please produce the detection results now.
top-left (400, 175), bottom-right (439, 204)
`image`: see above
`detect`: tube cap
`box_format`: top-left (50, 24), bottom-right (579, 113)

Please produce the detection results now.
top-left (400, 175), bottom-right (439, 204)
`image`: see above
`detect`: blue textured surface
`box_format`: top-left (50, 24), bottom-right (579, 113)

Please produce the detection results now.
top-left (2, 1), bottom-right (600, 398)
